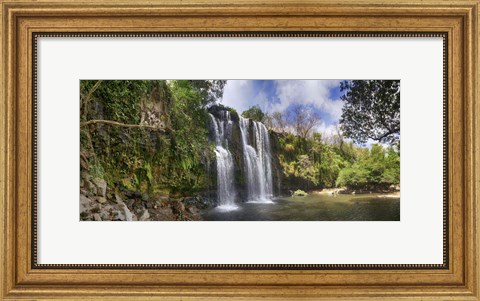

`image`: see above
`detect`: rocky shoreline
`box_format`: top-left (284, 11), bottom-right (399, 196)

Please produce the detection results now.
top-left (313, 187), bottom-right (400, 197)
top-left (80, 170), bottom-right (401, 221)
top-left (80, 174), bottom-right (210, 221)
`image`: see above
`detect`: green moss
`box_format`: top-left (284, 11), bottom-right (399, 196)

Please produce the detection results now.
top-left (293, 190), bottom-right (308, 196)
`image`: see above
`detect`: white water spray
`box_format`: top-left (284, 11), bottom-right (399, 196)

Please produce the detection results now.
top-left (239, 116), bottom-right (274, 203)
top-left (209, 113), bottom-right (238, 210)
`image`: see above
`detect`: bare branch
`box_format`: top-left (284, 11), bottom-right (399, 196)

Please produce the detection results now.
top-left (81, 119), bottom-right (167, 132)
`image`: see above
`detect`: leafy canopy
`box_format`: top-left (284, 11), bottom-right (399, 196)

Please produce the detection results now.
top-left (241, 105), bottom-right (265, 122)
top-left (340, 80), bottom-right (400, 145)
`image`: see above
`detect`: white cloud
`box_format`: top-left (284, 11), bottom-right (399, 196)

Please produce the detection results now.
top-left (315, 121), bottom-right (338, 137)
top-left (267, 80), bottom-right (343, 121)
top-left (220, 80), bottom-right (269, 114)
top-left (221, 80), bottom-right (344, 123)
top-left (364, 138), bottom-right (390, 150)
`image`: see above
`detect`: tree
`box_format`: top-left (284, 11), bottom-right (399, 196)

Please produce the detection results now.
top-left (294, 155), bottom-right (318, 186)
top-left (339, 80), bottom-right (400, 145)
top-left (335, 144), bottom-right (400, 190)
top-left (80, 80), bottom-right (163, 130)
top-left (268, 111), bottom-right (289, 133)
top-left (291, 104), bottom-right (321, 139)
top-left (241, 105), bottom-right (265, 122)
top-left (188, 80), bottom-right (227, 105)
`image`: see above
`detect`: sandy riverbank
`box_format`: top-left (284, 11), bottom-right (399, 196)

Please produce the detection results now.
top-left (312, 188), bottom-right (400, 198)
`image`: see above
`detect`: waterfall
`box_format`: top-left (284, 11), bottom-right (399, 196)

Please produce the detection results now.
top-left (209, 113), bottom-right (238, 210)
top-left (239, 116), bottom-right (274, 203)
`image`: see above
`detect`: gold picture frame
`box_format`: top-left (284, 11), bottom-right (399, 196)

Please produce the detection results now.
top-left (1, 0), bottom-right (478, 299)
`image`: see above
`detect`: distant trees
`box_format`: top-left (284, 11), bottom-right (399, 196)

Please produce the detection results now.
top-left (80, 79), bottom-right (401, 195)
top-left (245, 104), bottom-right (321, 139)
top-left (237, 80), bottom-right (401, 191)
top-left (336, 144), bottom-right (400, 190)
top-left (188, 80), bottom-right (227, 105)
top-left (267, 111), bottom-right (289, 133)
top-left (241, 105), bottom-right (265, 122)
top-left (339, 80), bottom-right (400, 145)
top-left (290, 104), bottom-right (321, 139)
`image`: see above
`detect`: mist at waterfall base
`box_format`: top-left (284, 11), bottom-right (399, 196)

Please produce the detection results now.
top-left (206, 110), bottom-right (400, 221)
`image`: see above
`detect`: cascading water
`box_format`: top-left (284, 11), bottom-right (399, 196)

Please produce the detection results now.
top-left (239, 116), bottom-right (274, 203)
top-left (209, 112), bottom-right (238, 210)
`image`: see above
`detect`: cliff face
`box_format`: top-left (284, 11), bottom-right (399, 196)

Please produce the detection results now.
top-left (267, 131), bottom-right (285, 196)
top-left (268, 130), bottom-right (322, 195)
top-left (208, 107), bottom-right (315, 200)
top-left (208, 107), bottom-right (279, 202)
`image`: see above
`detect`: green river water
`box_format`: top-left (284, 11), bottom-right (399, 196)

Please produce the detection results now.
top-left (203, 193), bottom-right (400, 221)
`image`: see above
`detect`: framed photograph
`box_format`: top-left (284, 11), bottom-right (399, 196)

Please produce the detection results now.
top-left (1, 0), bottom-right (479, 300)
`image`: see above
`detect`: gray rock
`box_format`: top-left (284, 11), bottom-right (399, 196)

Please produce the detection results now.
top-left (96, 196), bottom-right (107, 204)
top-left (80, 171), bottom-right (91, 180)
top-left (156, 207), bottom-right (175, 221)
top-left (125, 199), bottom-right (135, 208)
top-left (84, 180), bottom-right (96, 195)
top-left (172, 200), bottom-right (185, 214)
top-left (100, 212), bottom-right (110, 221)
top-left (187, 206), bottom-right (199, 215)
top-left (80, 195), bottom-right (91, 211)
top-left (92, 178), bottom-right (107, 197)
top-left (139, 209), bottom-right (150, 221)
top-left (152, 194), bottom-right (169, 203)
top-left (114, 193), bottom-right (123, 204)
top-left (93, 213), bottom-right (102, 221)
top-left (116, 202), bottom-right (133, 221)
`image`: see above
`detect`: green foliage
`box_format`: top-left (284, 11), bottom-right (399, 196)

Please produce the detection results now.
top-left (81, 80), bottom-right (150, 123)
top-left (187, 80), bottom-right (227, 104)
top-left (89, 159), bottom-right (106, 180)
top-left (209, 103), bottom-right (239, 120)
top-left (294, 155), bottom-right (318, 185)
top-left (80, 80), bottom-right (216, 196)
top-left (284, 143), bottom-right (295, 153)
top-left (340, 80), bottom-right (400, 145)
top-left (167, 80), bottom-right (212, 192)
top-left (80, 79), bottom-right (400, 199)
top-left (241, 105), bottom-right (265, 122)
top-left (336, 144), bottom-right (400, 190)
top-left (277, 131), bottom-right (353, 189)
top-left (293, 190), bottom-right (308, 196)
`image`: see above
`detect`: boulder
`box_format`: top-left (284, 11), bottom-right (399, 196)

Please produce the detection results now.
top-left (293, 189), bottom-right (308, 197)
top-left (172, 200), bottom-right (185, 214)
top-left (139, 209), bottom-right (150, 221)
top-left (92, 178), bottom-right (107, 197)
top-left (114, 193), bottom-right (124, 204)
top-left (186, 206), bottom-right (199, 215)
top-left (84, 180), bottom-right (96, 195)
top-left (93, 213), bottom-right (102, 221)
top-left (151, 193), bottom-right (170, 203)
top-left (80, 195), bottom-right (93, 212)
top-left (125, 199), bottom-right (135, 208)
top-left (116, 202), bottom-right (134, 221)
top-left (96, 196), bottom-right (107, 204)
top-left (155, 207), bottom-right (176, 221)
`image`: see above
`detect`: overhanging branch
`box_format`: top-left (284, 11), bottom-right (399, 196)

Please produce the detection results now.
top-left (81, 119), bottom-right (167, 132)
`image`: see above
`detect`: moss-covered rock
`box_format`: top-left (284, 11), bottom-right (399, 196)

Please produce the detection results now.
top-left (293, 189), bottom-right (308, 197)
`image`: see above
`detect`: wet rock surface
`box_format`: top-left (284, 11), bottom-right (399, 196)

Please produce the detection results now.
top-left (80, 174), bottom-right (210, 221)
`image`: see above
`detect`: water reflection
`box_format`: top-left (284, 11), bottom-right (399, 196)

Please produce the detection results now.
top-left (202, 193), bottom-right (400, 221)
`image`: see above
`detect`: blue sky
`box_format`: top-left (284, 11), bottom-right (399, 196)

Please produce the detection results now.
top-left (220, 80), bottom-right (344, 136)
